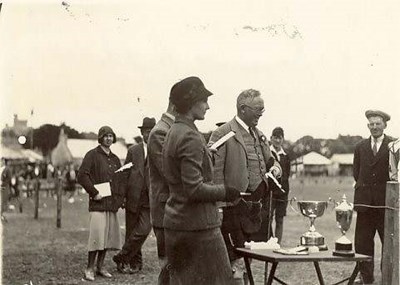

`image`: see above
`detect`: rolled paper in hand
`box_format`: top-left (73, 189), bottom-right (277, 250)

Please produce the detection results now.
top-left (209, 131), bottom-right (236, 151)
top-left (266, 171), bottom-right (285, 193)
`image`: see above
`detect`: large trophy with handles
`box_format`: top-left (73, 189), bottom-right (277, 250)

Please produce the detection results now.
top-left (297, 200), bottom-right (328, 250)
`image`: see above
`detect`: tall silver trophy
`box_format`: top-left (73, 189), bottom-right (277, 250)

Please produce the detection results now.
top-left (333, 194), bottom-right (355, 257)
top-left (297, 200), bottom-right (328, 249)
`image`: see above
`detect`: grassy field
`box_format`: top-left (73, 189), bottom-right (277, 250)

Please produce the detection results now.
top-left (1, 176), bottom-right (384, 285)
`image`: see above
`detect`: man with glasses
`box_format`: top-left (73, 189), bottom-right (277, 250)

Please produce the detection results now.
top-left (209, 89), bottom-right (281, 285)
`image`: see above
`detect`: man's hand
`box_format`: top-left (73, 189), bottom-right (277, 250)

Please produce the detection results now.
top-left (270, 166), bottom-right (281, 178)
top-left (93, 193), bottom-right (103, 201)
top-left (225, 186), bottom-right (241, 202)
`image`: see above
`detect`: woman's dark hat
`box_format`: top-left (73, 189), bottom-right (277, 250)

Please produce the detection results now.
top-left (138, 117), bottom-right (156, 129)
top-left (98, 126), bottom-right (116, 144)
top-left (169, 76), bottom-right (213, 113)
top-left (365, 110), bottom-right (391, 122)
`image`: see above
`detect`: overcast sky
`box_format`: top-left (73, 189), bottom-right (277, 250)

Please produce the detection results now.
top-left (1, 0), bottom-right (399, 143)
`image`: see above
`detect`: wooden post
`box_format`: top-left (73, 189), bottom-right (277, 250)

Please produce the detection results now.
top-left (56, 177), bottom-right (62, 228)
top-left (382, 181), bottom-right (399, 285)
top-left (34, 178), bottom-right (39, 219)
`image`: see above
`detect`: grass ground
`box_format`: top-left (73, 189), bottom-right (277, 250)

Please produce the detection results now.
top-left (1, 176), bottom-right (384, 285)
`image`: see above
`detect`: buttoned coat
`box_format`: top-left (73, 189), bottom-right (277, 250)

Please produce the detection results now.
top-left (125, 143), bottom-right (149, 213)
top-left (148, 113), bottom-right (174, 228)
top-left (78, 145), bottom-right (123, 212)
top-left (209, 118), bottom-right (280, 195)
top-left (353, 135), bottom-right (393, 211)
top-left (162, 116), bottom-right (226, 231)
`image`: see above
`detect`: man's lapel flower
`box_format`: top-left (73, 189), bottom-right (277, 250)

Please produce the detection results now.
top-left (260, 135), bottom-right (267, 143)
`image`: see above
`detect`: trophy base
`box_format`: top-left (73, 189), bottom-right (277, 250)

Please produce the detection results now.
top-left (300, 232), bottom-right (325, 247)
top-left (299, 244), bottom-right (329, 251)
top-left (333, 241), bottom-right (354, 257)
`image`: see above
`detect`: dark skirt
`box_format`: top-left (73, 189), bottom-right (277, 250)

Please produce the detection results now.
top-left (165, 227), bottom-right (233, 285)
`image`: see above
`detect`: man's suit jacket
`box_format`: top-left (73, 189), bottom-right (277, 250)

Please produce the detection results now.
top-left (125, 143), bottom-right (149, 213)
top-left (353, 135), bottom-right (393, 211)
top-left (209, 118), bottom-right (281, 196)
top-left (148, 113), bottom-right (174, 228)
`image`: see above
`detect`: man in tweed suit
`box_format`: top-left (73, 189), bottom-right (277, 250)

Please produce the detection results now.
top-left (209, 89), bottom-right (281, 284)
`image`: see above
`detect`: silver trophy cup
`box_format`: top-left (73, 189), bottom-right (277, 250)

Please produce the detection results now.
top-left (297, 200), bottom-right (328, 249)
top-left (333, 194), bottom-right (355, 257)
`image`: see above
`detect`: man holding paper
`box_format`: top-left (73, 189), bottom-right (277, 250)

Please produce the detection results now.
top-left (113, 117), bottom-right (155, 273)
top-left (209, 89), bottom-right (281, 284)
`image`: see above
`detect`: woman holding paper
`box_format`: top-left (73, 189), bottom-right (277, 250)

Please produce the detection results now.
top-left (162, 76), bottom-right (241, 285)
top-left (78, 126), bottom-right (123, 281)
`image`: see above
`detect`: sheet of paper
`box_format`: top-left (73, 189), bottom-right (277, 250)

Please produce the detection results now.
top-left (115, 162), bottom-right (133, 173)
top-left (210, 131), bottom-right (235, 151)
top-left (94, 182), bottom-right (111, 197)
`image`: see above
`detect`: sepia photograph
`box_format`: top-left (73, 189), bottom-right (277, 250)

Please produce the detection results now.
top-left (1, 0), bottom-right (399, 284)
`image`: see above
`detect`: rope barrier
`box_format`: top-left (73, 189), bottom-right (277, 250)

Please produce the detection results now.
top-left (280, 198), bottom-right (400, 213)
top-left (353, 204), bottom-right (399, 211)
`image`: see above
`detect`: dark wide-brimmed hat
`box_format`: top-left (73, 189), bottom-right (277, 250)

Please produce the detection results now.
top-left (98, 126), bottom-right (116, 144)
top-left (272, 127), bottom-right (284, 138)
top-left (138, 117), bottom-right (156, 129)
top-left (365, 110), bottom-right (391, 122)
top-left (169, 76), bottom-right (213, 113)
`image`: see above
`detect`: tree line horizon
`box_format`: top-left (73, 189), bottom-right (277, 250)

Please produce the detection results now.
top-left (2, 122), bottom-right (366, 160)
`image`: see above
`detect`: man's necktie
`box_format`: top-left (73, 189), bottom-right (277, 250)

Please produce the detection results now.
top-left (372, 140), bottom-right (378, 156)
top-left (249, 127), bottom-right (256, 141)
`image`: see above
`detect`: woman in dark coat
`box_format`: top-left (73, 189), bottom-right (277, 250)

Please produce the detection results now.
top-left (78, 126), bottom-right (124, 281)
top-left (162, 76), bottom-right (240, 285)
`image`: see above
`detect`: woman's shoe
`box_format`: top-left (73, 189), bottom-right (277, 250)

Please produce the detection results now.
top-left (84, 268), bottom-right (95, 281)
top-left (96, 269), bottom-right (112, 278)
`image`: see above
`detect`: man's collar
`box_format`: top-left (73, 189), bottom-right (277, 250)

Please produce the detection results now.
top-left (235, 116), bottom-right (250, 133)
top-left (271, 144), bottom-right (286, 155)
top-left (164, 112), bottom-right (175, 121)
top-left (371, 134), bottom-right (384, 143)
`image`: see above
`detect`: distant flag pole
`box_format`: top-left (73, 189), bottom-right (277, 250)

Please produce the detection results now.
top-left (30, 108), bottom-right (34, 149)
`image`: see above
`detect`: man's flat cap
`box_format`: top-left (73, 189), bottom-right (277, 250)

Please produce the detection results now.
top-left (272, 127), bottom-right (284, 137)
top-left (365, 110), bottom-right (391, 122)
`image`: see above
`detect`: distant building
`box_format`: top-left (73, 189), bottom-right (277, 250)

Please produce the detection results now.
top-left (12, 114), bottom-right (29, 135)
top-left (51, 131), bottom-right (128, 167)
top-left (67, 138), bottom-right (128, 166)
top-left (1, 114), bottom-right (31, 147)
top-left (330, 153), bottom-right (354, 176)
top-left (292, 151), bottom-right (332, 176)
top-left (1, 144), bottom-right (43, 163)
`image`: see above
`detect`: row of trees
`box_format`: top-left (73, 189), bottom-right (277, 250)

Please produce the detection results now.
top-left (3, 123), bottom-right (364, 159)
top-left (2, 123), bottom-right (98, 157)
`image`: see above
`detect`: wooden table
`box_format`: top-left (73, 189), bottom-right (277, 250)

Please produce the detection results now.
top-left (235, 248), bottom-right (372, 285)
